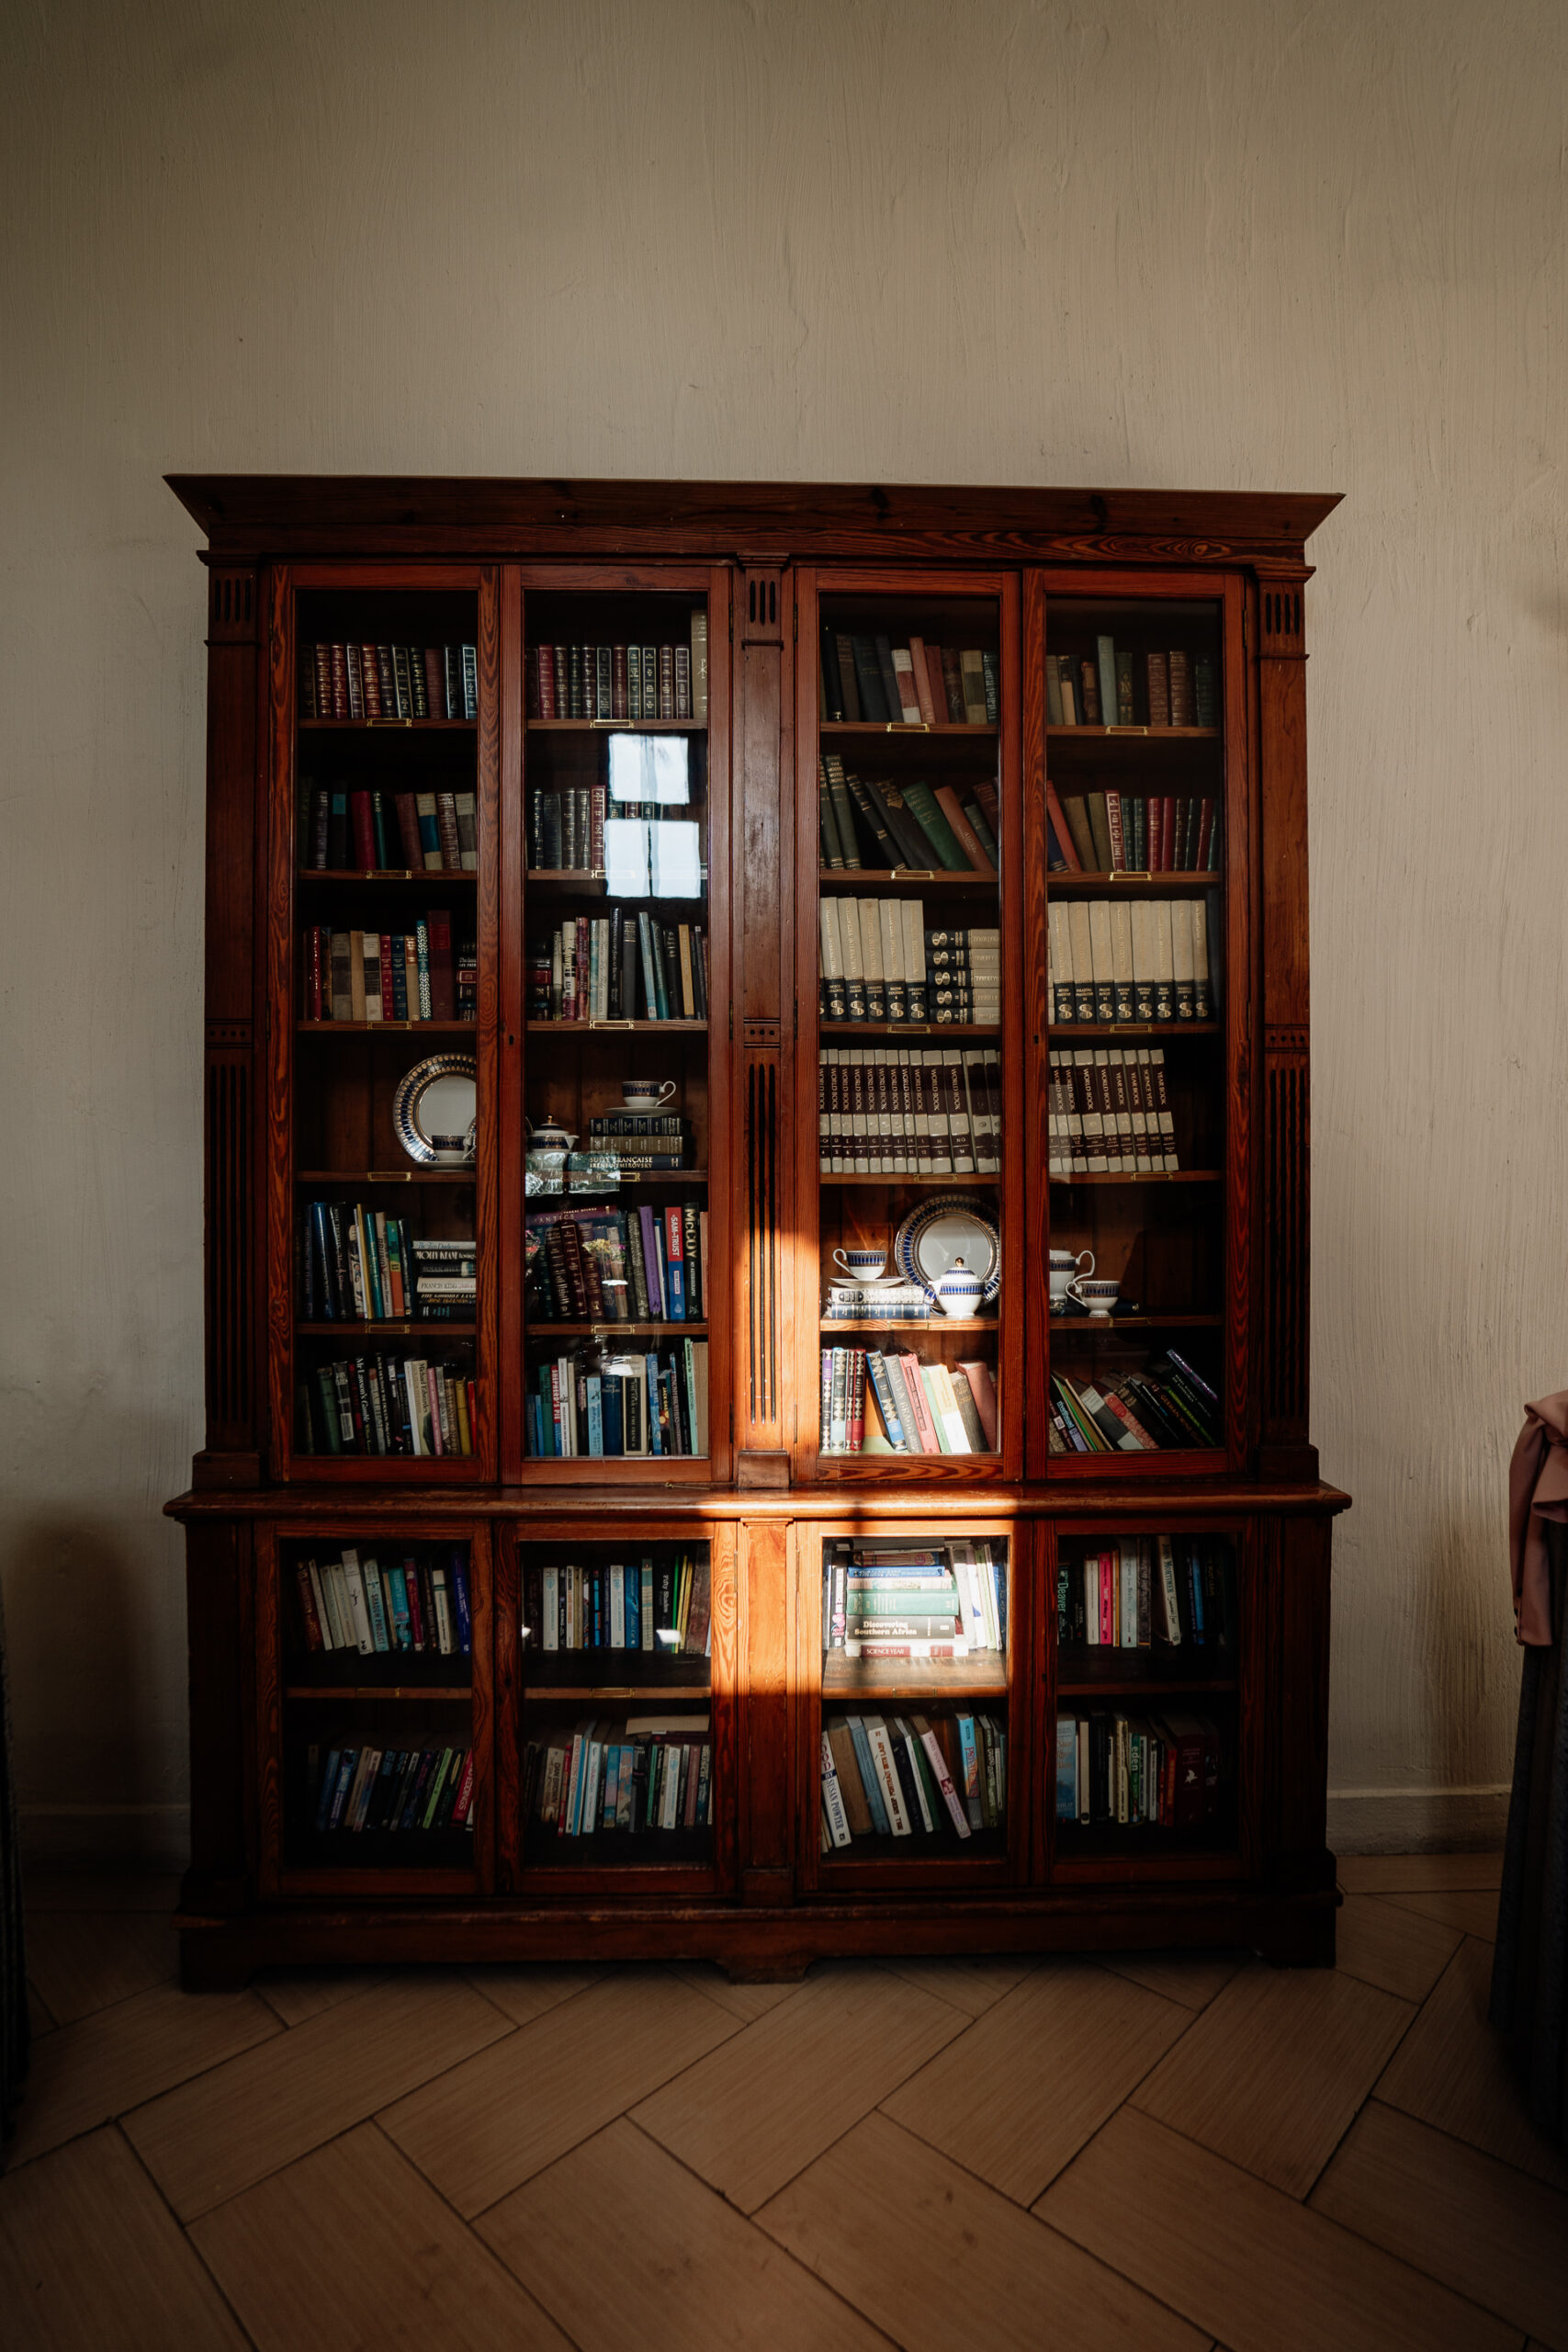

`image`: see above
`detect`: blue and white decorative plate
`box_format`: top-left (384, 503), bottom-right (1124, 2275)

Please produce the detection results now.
top-left (893, 1193), bottom-right (1000, 1307)
top-left (392, 1054), bottom-right (478, 1168)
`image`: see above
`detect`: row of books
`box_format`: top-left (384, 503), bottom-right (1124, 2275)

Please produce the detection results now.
top-left (584, 1113), bottom-right (694, 1164)
top-left (302, 917), bottom-right (473, 1023)
top-left (522, 1554), bottom-right (711, 1656)
top-left (1048, 786), bottom-right (1218, 875)
top-left (1046, 642), bottom-right (1216, 729)
top-left (818, 760), bottom-right (998, 876)
top-left (526, 1201), bottom-right (705, 1323)
top-left (1047, 898), bottom-right (1215, 1024)
top-left (819, 1045), bottom-right (1000, 1176)
top-left (823, 1281), bottom-right (931, 1323)
top-left (528, 915), bottom-right (708, 1023)
top-left (820, 1712), bottom-right (1004, 1847)
top-left (1055, 1710), bottom-right (1224, 1827)
top-left (302, 784), bottom-right (477, 875)
top-left (301, 1205), bottom-right (473, 1324)
top-left (297, 1354), bottom-right (475, 1458)
top-left (1057, 1538), bottom-right (1233, 1651)
top-left (823, 1539), bottom-right (1007, 1657)
top-left (819, 756), bottom-right (999, 876)
top-left (820, 902), bottom-right (998, 1026)
top-left (527, 626), bottom-right (709, 724)
top-left (300, 642), bottom-right (479, 723)
top-left (821, 1350), bottom-right (998, 1464)
top-left (529, 1342), bottom-right (709, 1459)
top-left (525, 1716), bottom-right (713, 1839)
top-left (309, 1743), bottom-right (476, 1836)
top-left (528, 783), bottom-right (603, 875)
top-left (292, 1544), bottom-right (472, 1658)
top-left (1050, 1356), bottom-right (1220, 1453)
top-left (818, 628), bottom-right (998, 728)
top-left (1049, 1046), bottom-right (1179, 1176)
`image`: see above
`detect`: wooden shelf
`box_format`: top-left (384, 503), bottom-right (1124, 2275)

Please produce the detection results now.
top-left (525, 1684), bottom-right (711, 1702)
top-left (526, 718), bottom-right (705, 732)
top-left (822, 1172), bottom-right (998, 1188)
top-left (297, 1020), bottom-right (475, 1034)
top-left (297, 1322), bottom-right (474, 1337)
top-left (299, 868), bottom-right (476, 884)
top-left (1050, 1313), bottom-right (1221, 1330)
top-left (543, 1169), bottom-right (707, 1188)
top-left (529, 1322), bottom-right (707, 1337)
top-left (1051, 1170), bottom-right (1222, 1186)
top-left (1047, 724), bottom-right (1217, 741)
top-left (823, 1654), bottom-right (1009, 1700)
top-left (1047, 872), bottom-right (1217, 894)
top-left (300, 718), bottom-right (476, 731)
top-left (819, 1317), bottom-right (994, 1332)
top-left (819, 721), bottom-right (996, 737)
top-left (526, 1019), bottom-right (706, 1034)
top-left (1049, 1023), bottom-right (1217, 1038)
top-left (296, 1169), bottom-right (477, 1186)
top-left (820, 1022), bottom-right (998, 1039)
top-left (525, 870), bottom-right (708, 898)
top-left (285, 1684), bottom-right (472, 1702)
top-left (818, 869), bottom-right (995, 890)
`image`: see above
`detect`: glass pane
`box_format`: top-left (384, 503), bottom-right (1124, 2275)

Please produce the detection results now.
top-left (818, 1531), bottom-right (1010, 1860)
top-left (518, 1538), bottom-right (714, 1866)
top-left (522, 594), bottom-right (713, 1462)
top-left (1044, 596), bottom-right (1225, 1460)
top-left (1054, 1527), bottom-right (1239, 1856)
top-left (279, 1535), bottom-right (477, 1871)
top-left (292, 587), bottom-right (481, 1465)
top-left (815, 593), bottom-right (1003, 1463)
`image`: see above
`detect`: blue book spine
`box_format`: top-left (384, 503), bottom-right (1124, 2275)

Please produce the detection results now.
top-left (450, 1554), bottom-right (472, 1654)
top-left (645, 1353), bottom-right (664, 1453)
top-left (625, 1564), bottom-right (639, 1649)
top-left (1188, 1548), bottom-right (1205, 1642)
top-left (847, 1718), bottom-right (890, 1836)
top-left (666, 1257), bottom-right (685, 1321)
top-left (387, 1563), bottom-right (412, 1651)
top-left (602, 1376), bottom-right (625, 1457)
top-left (586, 1374), bottom-right (604, 1457)
top-left (538, 1369), bottom-right (556, 1456)
top-left (314, 1748), bottom-right (342, 1833)
top-left (311, 1202), bottom-right (333, 1317)
top-left (327, 1747), bottom-right (357, 1832)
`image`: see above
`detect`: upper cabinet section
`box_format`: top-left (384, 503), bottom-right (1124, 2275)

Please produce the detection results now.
top-left (515, 567), bottom-right (732, 1481)
top-left (1030, 576), bottom-right (1248, 1477)
top-left (271, 571), bottom-right (499, 1482)
top-left (795, 571), bottom-right (1024, 1483)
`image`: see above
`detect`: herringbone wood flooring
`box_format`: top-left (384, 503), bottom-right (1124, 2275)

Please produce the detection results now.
top-left (5, 1855), bottom-right (1563, 2351)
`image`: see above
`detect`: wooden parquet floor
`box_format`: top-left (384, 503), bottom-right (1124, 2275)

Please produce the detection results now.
top-left (5, 1853), bottom-right (1564, 2352)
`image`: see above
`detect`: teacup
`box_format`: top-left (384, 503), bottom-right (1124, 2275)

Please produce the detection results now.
top-left (429, 1127), bottom-right (476, 1168)
top-left (1049, 1248), bottom-right (1094, 1307)
top-left (1071, 1276), bottom-right (1121, 1320)
top-left (620, 1077), bottom-right (677, 1113)
top-left (834, 1247), bottom-right (887, 1281)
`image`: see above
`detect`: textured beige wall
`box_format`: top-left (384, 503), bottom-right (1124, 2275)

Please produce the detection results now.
top-left (4, 0), bottom-right (1563, 1860)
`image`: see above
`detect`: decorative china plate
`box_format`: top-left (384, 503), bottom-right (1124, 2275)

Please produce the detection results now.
top-left (392, 1054), bottom-right (479, 1167)
top-left (893, 1193), bottom-right (1000, 1306)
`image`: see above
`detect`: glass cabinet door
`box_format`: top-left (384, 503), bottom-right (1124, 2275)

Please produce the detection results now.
top-left (801, 575), bottom-right (1020, 1477)
top-left (1038, 584), bottom-right (1242, 1473)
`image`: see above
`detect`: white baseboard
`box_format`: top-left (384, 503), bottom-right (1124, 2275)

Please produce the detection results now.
top-left (1328, 1786), bottom-right (1510, 1854)
top-left (20, 1804), bottom-right (190, 1871)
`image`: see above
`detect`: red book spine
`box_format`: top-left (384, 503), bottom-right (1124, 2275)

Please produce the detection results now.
top-left (394, 793), bottom-right (423, 870)
top-left (308, 926), bottom-right (325, 1019)
top-left (1162, 796), bottom-right (1177, 870)
top-left (536, 645), bottom-right (554, 718)
top-left (379, 933), bottom-right (396, 1022)
top-left (590, 786), bottom-right (605, 875)
top-left (423, 647), bottom-right (446, 719)
top-left (425, 910), bottom-right (456, 1019)
top-left (403, 1558), bottom-right (426, 1650)
top-left (313, 643), bottom-right (332, 715)
top-left (848, 1349), bottom-right (865, 1453)
top-left (329, 642), bottom-right (350, 719)
top-left (612, 644), bottom-right (627, 720)
top-left (451, 1748), bottom-right (475, 1826)
top-left (1045, 784), bottom-right (1081, 870)
top-left (294, 1564), bottom-right (324, 1651)
top-left (360, 645), bottom-right (382, 718)
top-left (350, 791), bottom-right (376, 870)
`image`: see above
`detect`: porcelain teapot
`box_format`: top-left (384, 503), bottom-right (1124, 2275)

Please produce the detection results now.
top-left (931, 1256), bottom-right (985, 1317)
top-left (526, 1112), bottom-right (579, 1155)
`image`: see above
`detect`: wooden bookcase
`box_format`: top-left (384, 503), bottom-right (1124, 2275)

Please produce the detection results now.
top-left (167, 478), bottom-right (1347, 1984)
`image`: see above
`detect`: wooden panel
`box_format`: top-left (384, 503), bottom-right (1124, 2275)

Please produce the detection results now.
top-left (183, 1520), bottom-right (251, 1908)
top-left (1021, 570), bottom-right (1053, 1481)
top-left (739, 1517), bottom-right (792, 1902)
top-left (498, 566), bottom-right (525, 1477)
top-left (1272, 1511), bottom-right (1334, 1890)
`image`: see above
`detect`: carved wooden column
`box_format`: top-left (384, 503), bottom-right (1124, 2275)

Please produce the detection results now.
top-left (197, 563), bottom-right (265, 1487)
top-left (1255, 564), bottom-right (1316, 1480)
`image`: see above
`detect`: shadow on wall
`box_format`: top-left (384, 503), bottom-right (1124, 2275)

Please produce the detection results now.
top-left (1, 1510), bottom-right (189, 1870)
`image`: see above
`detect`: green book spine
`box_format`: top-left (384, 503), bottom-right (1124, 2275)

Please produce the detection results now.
top-left (819, 776), bottom-right (846, 869)
top-left (897, 782), bottom-right (972, 874)
top-left (962, 800), bottom-right (999, 865)
top-left (828, 774), bottom-right (863, 869)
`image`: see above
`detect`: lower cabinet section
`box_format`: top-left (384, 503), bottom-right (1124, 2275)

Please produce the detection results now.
top-left (178, 1491), bottom-right (1341, 1984)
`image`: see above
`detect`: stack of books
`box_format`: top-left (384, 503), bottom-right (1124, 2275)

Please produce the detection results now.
top-left (821, 1351), bottom-right (998, 1458)
top-left (1045, 639), bottom-right (1216, 729)
top-left (819, 758), bottom-right (999, 872)
top-left (299, 642), bottom-right (478, 721)
top-left (1056, 1710), bottom-right (1224, 1828)
top-left (528, 625), bottom-right (708, 723)
top-left (819, 1711), bottom-right (1005, 1847)
top-left (818, 629), bottom-right (998, 726)
top-left (524, 1716), bottom-right (713, 1839)
top-left (525, 1201), bottom-right (705, 1322)
top-left (291, 1544), bottom-right (472, 1658)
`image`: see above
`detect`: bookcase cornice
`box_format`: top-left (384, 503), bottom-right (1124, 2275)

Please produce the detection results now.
top-left (169, 476), bottom-right (1341, 566)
